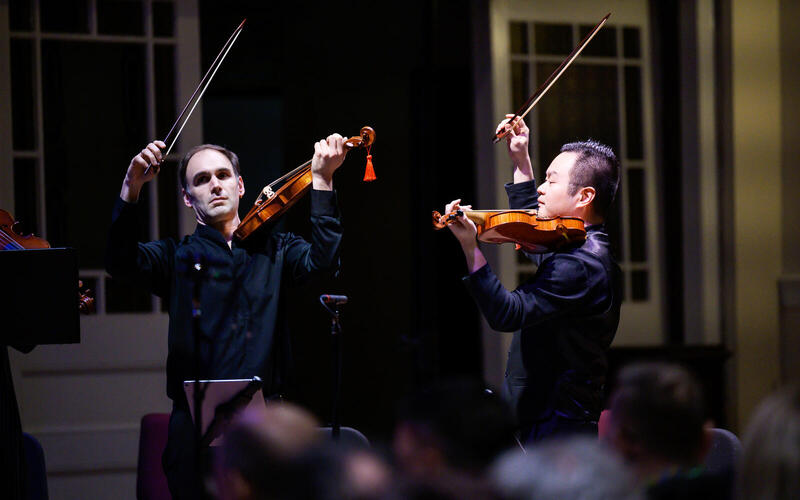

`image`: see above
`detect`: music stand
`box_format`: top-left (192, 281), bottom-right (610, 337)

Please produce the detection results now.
top-left (183, 377), bottom-right (267, 446)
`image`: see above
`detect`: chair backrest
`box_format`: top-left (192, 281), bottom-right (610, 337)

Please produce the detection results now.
top-left (23, 432), bottom-right (49, 500)
top-left (703, 427), bottom-right (742, 475)
top-left (317, 426), bottom-right (370, 449)
top-left (137, 413), bottom-right (171, 500)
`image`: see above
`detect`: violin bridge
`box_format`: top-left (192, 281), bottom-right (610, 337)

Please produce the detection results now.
top-left (263, 186), bottom-right (275, 199)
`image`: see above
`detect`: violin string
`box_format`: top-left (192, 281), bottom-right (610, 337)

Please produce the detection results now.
top-left (162, 20), bottom-right (246, 148)
top-left (163, 26), bottom-right (245, 158)
top-left (267, 160), bottom-right (313, 189)
top-left (0, 231), bottom-right (26, 250)
top-left (263, 134), bottom-right (365, 192)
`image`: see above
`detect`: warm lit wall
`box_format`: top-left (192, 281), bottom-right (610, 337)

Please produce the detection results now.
top-left (730, 0), bottom-right (783, 430)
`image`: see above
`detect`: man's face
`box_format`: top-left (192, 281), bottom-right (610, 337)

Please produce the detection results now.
top-left (182, 148), bottom-right (244, 225)
top-left (536, 151), bottom-right (582, 219)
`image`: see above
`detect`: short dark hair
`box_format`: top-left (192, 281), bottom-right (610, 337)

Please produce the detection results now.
top-left (560, 140), bottom-right (620, 219)
top-left (177, 144), bottom-right (240, 191)
top-left (397, 378), bottom-right (517, 471)
top-left (610, 362), bottom-right (706, 465)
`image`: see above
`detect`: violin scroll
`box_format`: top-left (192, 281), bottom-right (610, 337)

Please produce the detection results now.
top-left (344, 126), bottom-right (376, 150)
top-left (78, 280), bottom-right (96, 315)
top-left (432, 209), bottom-right (464, 230)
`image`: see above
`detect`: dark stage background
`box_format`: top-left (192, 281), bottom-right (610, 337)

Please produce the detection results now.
top-left (197, 1), bottom-right (484, 441)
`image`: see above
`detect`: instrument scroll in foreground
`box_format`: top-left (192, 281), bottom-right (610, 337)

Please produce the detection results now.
top-left (234, 126), bottom-right (376, 241)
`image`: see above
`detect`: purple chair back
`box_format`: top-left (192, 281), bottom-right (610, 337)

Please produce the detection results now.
top-left (137, 413), bottom-right (171, 500)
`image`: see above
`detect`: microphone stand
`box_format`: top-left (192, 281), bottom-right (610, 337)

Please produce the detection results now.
top-left (319, 296), bottom-right (344, 441)
top-left (189, 258), bottom-right (207, 496)
top-left (178, 254), bottom-right (211, 496)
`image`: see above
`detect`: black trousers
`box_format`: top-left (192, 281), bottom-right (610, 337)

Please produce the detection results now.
top-left (163, 406), bottom-right (216, 500)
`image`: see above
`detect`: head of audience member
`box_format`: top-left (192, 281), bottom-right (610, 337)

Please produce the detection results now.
top-left (738, 384), bottom-right (800, 500)
top-left (338, 447), bottom-right (394, 500)
top-left (393, 378), bottom-right (517, 480)
top-left (490, 436), bottom-right (642, 500)
top-left (604, 362), bottom-right (711, 480)
top-left (214, 402), bottom-right (324, 500)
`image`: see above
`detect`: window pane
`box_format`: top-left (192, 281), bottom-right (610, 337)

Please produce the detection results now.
top-left (578, 24), bottom-right (616, 57)
top-left (10, 0), bottom-right (34, 31)
top-left (535, 62), bottom-right (620, 165)
top-left (41, 40), bottom-right (148, 268)
top-left (627, 168), bottom-right (646, 262)
top-left (153, 1), bottom-right (175, 37)
top-left (106, 276), bottom-right (153, 312)
top-left (155, 45), bottom-right (176, 140)
top-left (98, 0), bottom-right (144, 36)
top-left (10, 39), bottom-right (36, 151)
top-left (158, 159), bottom-right (180, 240)
top-left (510, 21), bottom-right (528, 54)
top-left (511, 61), bottom-right (529, 114)
top-left (606, 181), bottom-right (624, 261)
top-left (534, 23), bottom-right (572, 55)
top-left (623, 27), bottom-right (641, 58)
top-left (41, 0), bottom-right (89, 33)
top-left (631, 269), bottom-right (648, 301)
top-left (625, 66), bottom-right (644, 159)
top-left (13, 158), bottom-right (38, 237)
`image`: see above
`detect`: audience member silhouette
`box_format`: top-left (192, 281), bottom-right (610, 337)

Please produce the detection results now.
top-left (604, 362), bottom-right (731, 500)
top-left (214, 403), bottom-right (334, 500)
top-left (737, 384), bottom-right (800, 500)
top-left (491, 436), bottom-right (641, 500)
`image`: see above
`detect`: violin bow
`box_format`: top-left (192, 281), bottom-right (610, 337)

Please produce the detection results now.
top-left (493, 12), bottom-right (611, 144)
top-left (144, 19), bottom-right (246, 174)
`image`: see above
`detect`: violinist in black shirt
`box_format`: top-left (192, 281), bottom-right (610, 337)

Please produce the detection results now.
top-left (107, 136), bottom-right (347, 498)
top-left (442, 116), bottom-right (622, 443)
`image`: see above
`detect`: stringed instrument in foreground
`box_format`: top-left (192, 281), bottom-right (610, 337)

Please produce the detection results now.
top-left (235, 126), bottom-right (376, 241)
top-left (432, 208), bottom-right (586, 253)
top-left (1, 209), bottom-right (95, 313)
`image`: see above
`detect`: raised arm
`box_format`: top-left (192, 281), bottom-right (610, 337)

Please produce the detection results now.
top-left (497, 114), bottom-right (534, 184)
top-left (284, 134), bottom-right (348, 282)
top-left (106, 141), bottom-right (174, 296)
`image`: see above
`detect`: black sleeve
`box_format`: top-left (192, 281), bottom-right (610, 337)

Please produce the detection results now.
top-left (505, 179), bottom-right (539, 210)
top-left (105, 197), bottom-right (175, 297)
top-left (283, 189), bottom-right (343, 283)
top-left (462, 256), bottom-right (590, 332)
top-left (506, 179), bottom-right (546, 264)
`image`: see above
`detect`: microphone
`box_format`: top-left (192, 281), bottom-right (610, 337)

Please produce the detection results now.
top-left (320, 294), bottom-right (348, 305)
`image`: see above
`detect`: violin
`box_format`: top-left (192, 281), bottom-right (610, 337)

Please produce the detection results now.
top-left (432, 208), bottom-right (586, 253)
top-left (235, 126), bottom-right (376, 241)
top-left (1, 209), bottom-right (95, 313)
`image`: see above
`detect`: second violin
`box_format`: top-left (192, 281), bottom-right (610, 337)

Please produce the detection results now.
top-left (235, 126), bottom-right (376, 241)
top-left (432, 208), bottom-right (585, 253)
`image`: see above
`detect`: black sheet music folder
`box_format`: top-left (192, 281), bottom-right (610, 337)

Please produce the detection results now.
top-left (0, 248), bottom-right (80, 345)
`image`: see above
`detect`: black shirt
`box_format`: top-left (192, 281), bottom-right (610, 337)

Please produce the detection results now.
top-left (106, 190), bottom-right (342, 404)
top-left (462, 180), bottom-right (621, 428)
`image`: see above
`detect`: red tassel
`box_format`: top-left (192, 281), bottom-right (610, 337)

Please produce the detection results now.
top-left (363, 143), bottom-right (376, 182)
